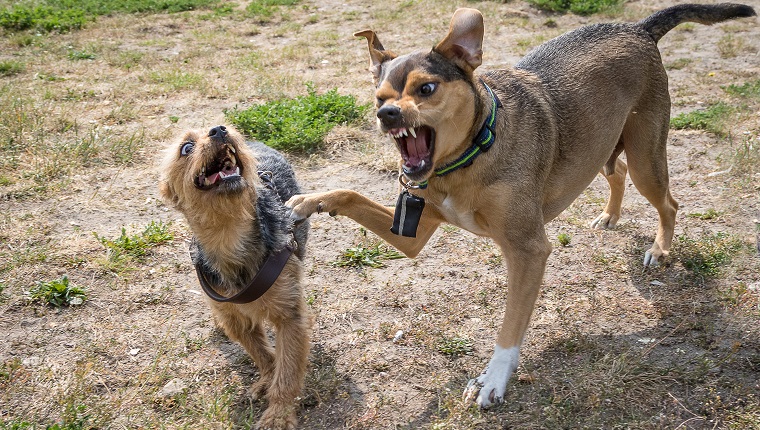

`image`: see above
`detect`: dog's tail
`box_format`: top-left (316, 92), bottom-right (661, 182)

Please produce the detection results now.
top-left (639, 3), bottom-right (756, 43)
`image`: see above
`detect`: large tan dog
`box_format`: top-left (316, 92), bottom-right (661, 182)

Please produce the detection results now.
top-left (287, 4), bottom-right (755, 408)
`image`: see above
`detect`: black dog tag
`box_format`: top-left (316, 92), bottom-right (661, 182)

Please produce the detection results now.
top-left (391, 190), bottom-right (425, 237)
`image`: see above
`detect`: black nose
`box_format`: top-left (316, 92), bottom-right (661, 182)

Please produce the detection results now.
top-left (377, 105), bottom-right (401, 125)
top-left (208, 125), bottom-right (228, 138)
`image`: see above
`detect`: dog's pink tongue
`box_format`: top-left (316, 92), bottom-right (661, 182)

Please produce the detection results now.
top-left (404, 135), bottom-right (429, 166)
top-left (205, 172), bottom-right (220, 185)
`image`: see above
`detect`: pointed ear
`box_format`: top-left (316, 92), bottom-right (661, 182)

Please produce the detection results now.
top-left (433, 8), bottom-right (484, 73)
top-left (354, 30), bottom-right (397, 83)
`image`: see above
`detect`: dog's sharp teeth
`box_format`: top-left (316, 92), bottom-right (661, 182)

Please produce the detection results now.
top-left (402, 129), bottom-right (408, 137)
top-left (409, 127), bottom-right (417, 138)
top-left (229, 145), bottom-right (236, 154)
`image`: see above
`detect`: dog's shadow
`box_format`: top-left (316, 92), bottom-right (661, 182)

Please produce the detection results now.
top-left (227, 342), bottom-right (362, 429)
top-left (403, 233), bottom-right (758, 427)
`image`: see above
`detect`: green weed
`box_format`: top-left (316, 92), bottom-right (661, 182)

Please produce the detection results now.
top-left (723, 79), bottom-right (760, 98)
top-left (675, 232), bottom-right (745, 278)
top-left (0, 61), bottom-right (24, 77)
top-left (687, 208), bottom-right (722, 220)
top-left (226, 84), bottom-right (369, 152)
top-left (437, 336), bottom-right (474, 357)
top-left (94, 220), bottom-right (173, 262)
top-left (558, 232), bottom-right (572, 247)
top-left (525, 0), bottom-right (620, 15)
top-left (333, 243), bottom-right (404, 269)
top-left (670, 102), bottom-right (734, 136)
top-left (29, 275), bottom-right (87, 307)
top-left (67, 49), bottom-right (96, 60)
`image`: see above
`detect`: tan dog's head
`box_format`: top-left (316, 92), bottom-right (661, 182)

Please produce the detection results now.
top-left (355, 8), bottom-right (485, 182)
top-left (159, 125), bottom-right (258, 214)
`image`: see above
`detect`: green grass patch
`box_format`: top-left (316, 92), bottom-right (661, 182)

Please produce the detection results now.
top-left (558, 232), bottom-right (572, 247)
top-left (246, 0), bottom-right (299, 21)
top-left (68, 49), bottom-right (96, 60)
top-left (686, 208), bottom-right (722, 220)
top-left (332, 243), bottom-right (404, 269)
top-left (226, 84), bottom-right (369, 152)
top-left (94, 220), bottom-right (173, 263)
top-left (675, 232), bottom-right (745, 279)
top-left (29, 275), bottom-right (87, 307)
top-left (525, 0), bottom-right (620, 15)
top-left (0, 60), bottom-right (24, 76)
top-left (437, 336), bottom-right (474, 357)
top-left (0, 0), bottom-right (220, 33)
top-left (722, 79), bottom-right (760, 99)
top-left (147, 70), bottom-right (206, 92)
top-left (670, 102), bottom-right (734, 136)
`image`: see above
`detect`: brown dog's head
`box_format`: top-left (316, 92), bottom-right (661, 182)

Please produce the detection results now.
top-left (355, 8), bottom-right (485, 181)
top-left (159, 125), bottom-right (258, 214)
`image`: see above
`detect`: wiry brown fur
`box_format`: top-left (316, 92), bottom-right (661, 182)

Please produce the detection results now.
top-left (160, 126), bottom-right (311, 430)
top-left (288, 4), bottom-right (756, 410)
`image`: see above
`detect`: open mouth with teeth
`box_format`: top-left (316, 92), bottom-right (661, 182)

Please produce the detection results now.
top-left (193, 144), bottom-right (243, 191)
top-left (388, 125), bottom-right (435, 178)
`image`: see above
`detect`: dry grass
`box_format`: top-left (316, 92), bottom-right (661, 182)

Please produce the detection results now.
top-left (1, 0), bottom-right (759, 429)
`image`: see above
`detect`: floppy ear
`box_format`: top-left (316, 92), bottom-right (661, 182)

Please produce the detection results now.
top-left (354, 30), bottom-right (397, 83)
top-left (433, 8), bottom-right (484, 73)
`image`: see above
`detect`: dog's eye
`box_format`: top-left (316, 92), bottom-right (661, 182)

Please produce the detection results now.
top-left (419, 82), bottom-right (437, 96)
top-left (180, 141), bottom-right (195, 156)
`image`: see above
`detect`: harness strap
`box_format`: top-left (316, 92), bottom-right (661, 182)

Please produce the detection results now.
top-left (195, 244), bottom-right (294, 304)
top-left (194, 170), bottom-right (295, 305)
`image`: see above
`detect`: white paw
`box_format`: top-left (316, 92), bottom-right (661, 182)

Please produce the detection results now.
top-left (463, 345), bottom-right (519, 408)
top-left (590, 212), bottom-right (618, 230)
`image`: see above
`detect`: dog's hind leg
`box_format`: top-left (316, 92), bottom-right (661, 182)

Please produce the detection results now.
top-left (622, 109), bottom-right (678, 267)
top-left (590, 154), bottom-right (628, 230)
top-left (464, 217), bottom-right (552, 408)
top-left (258, 300), bottom-right (311, 430)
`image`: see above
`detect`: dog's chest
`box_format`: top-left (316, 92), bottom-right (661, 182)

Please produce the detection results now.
top-left (438, 195), bottom-right (489, 236)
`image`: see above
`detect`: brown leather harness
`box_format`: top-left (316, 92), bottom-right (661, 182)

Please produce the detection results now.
top-left (193, 170), bottom-right (296, 305)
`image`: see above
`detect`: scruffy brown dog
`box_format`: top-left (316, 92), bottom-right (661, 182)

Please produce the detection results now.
top-left (159, 125), bottom-right (311, 430)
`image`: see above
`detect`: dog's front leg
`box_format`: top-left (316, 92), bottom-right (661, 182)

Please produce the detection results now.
top-left (287, 190), bottom-right (442, 258)
top-left (464, 226), bottom-right (552, 408)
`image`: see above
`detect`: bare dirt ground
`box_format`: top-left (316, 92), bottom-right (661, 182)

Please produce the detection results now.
top-left (1, 0), bottom-right (759, 428)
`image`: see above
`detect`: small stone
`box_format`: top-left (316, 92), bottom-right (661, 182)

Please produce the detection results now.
top-left (650, 280), bottom-right (666, 286)
top-left (161, 378), bottom-right (187, 397)
top-left (392, 330), bottom-right (404, 343)
top-left (129, 348), bottom-right (140, 356)
top-left (23, 356), bottom-right (42, 367)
